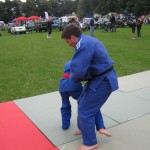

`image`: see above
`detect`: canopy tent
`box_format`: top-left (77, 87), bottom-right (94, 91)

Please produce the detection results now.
top-left (14, 16), bottom-right (29, 21)
top-left (28, 16), bottom-right (40, 20)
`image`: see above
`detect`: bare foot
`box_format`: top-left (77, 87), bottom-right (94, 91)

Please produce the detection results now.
top-left (77, 144), bottom-right (99, 150)
top-left (74, 129), bottom-right (81, 135)
top-left (99, 128), bottom-right (112, 137)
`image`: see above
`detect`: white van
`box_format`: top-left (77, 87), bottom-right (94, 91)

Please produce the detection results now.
top-left (59, 16), bottom-right (78, 23)
top-left (58, 16), bottom-right (79, 30)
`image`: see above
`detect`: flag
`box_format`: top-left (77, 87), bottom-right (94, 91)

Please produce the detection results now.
top-left (45, 12), bottom-right (49, 20)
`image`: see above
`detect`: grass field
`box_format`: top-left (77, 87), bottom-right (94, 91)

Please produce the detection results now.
top-left (0, 26), bottom-right (150, 102)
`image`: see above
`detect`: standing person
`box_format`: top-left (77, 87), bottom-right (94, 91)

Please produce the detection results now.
top-left (59, 61), bottom-right (83, 130)
top-left (59, 18), bottom-right (63, 31)
top-left (47, 16), bottom-right (52, 39)
top-left (89, 16), bottom-right (95, 37)
top-left (59, 61), bottom-right (112, 137)
top-left (110, 14), bottom-right (116, 32)
top-left (130, 19), bottom-right (136, 39)
top-left (136, 19), bottom-right (142, 39)
top-left (61, 24), bottom-right (118, 150)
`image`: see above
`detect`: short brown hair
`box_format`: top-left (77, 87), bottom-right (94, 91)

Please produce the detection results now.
top-left (61, 24), bottom-right (82, 39)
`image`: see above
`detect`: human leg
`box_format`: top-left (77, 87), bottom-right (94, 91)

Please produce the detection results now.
top-left (137, 30), bottom-right (141, 39)
top-left (112, 23), bottom-right (115, 32)
top-left (95, 110), bottom-right (105, 130)
top-left (70, 89), bottom-right (83, 133)
top-left (89, 26), bottom-right (94, 37)
top-left (99, 128), bottom-right (112, 137)
top-left (60, 92), bottom-right (71, 129)
top-left (95, 111), bottom-right (112, 137)
top-left (77, 144), bottom-right (99, 150)
top-left (74, 111), bottom-right (111, 136)
top-left (78, 79), bottom-right (112, 148)
top-left (73, 109), bottom-right (112, 137)
top-left (139, 31), bottom-right (141, 38)
top-left (47, 29), bottom-right (51, 38)
top-left (131, 29), bottom-right (135, 39)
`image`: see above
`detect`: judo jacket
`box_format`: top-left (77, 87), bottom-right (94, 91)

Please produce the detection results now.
top-left (59, 61), bottom-right (83, 92)
top-left (70, 34), bottom-right (118, 92)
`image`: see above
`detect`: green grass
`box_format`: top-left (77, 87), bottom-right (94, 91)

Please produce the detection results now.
top-left (0, 26), bottom-right (150, 102)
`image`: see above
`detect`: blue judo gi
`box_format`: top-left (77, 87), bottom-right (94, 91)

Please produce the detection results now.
top-left (59, 61), bottom-right (83, 130)
top-left (59, 61), bottom-right (107, 131)
top-left (70, 34), bottom-right (119, 146)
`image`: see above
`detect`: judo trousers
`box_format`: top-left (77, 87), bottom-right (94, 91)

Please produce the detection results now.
top-left (78, 79), bottom-right (112, 146)
top-left (60, 89), bottom-right (82, 129)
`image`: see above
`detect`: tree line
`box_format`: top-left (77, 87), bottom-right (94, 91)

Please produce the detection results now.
top-left (0, 0), bottom-right (149, 23)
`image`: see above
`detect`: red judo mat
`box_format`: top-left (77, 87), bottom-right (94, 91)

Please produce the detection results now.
top-left (0, 101), bottom-right (59, 150)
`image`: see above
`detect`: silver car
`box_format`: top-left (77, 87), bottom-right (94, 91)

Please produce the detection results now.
top-left (0, 21), bottom-right (5, 31)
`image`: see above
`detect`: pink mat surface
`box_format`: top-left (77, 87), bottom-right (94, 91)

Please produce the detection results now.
top-left (0, 101), bottom-right (59, 150)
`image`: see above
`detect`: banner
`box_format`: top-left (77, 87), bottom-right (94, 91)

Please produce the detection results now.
top-left (45, 12), bottom-right (49, 20)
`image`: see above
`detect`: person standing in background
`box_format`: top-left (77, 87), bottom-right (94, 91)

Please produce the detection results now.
top-left (47, 16), bottom-right (52, 39)
top-left (89, 16), bottom-right (95, 37)
top-left (136, 19), bottom-right (142, 39)
top-left (110, 14), bottom-right (116, 32)
top-left (130, 19), bottom-right (136, 39)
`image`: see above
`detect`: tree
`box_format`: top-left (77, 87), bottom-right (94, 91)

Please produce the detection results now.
top-left (0, 0), bottom-right (150, 23)
top-left (133, 0), bottom-right (150, 16)
top-left (2, 0), bottom-right (21, 22)
top-left (77, 0), bottom-right (91, 17)
top-left (36, 0), bottom-right (52, 17)
top-left (22, 0), bottom-right (38, 16)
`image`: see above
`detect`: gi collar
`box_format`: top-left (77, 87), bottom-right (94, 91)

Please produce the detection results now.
top-left (75, 34), bottom-right (83, 50)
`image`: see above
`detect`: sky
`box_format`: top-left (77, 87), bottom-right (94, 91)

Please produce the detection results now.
top-left (0, 0), bottom-right (26, 2)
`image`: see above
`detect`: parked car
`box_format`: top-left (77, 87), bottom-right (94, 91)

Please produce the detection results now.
top-left (79, 22), bottom-right (88, 31)
top-left (126, 19), bottom-right (133, 27)
top-left (11, 25), bottom-right (26, 34)
top-left (99, 17), bottom-right (109, 29)
top-left (83, 18), bottom-right (92, 29)
top-left (57, 16), bottom-right (78, 31)
top-left (115, 19), bottom-right (128, 28)
top-left (52, 20), bottom-right (59, 29)
top-left (0, 21), bottom-right (5, 31)
top-left (59, 16), bottom-right (78, 23)
top-left (57, 21), bottom-right (68, 31)
top-left (7, 22), bottom-right (16, 33)
top-left (79, 19), bottom-right (90, 31)
top-left (26, 22), bottom-right (35, 32)
top-left (34, 21), bottom-right (47, 32)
